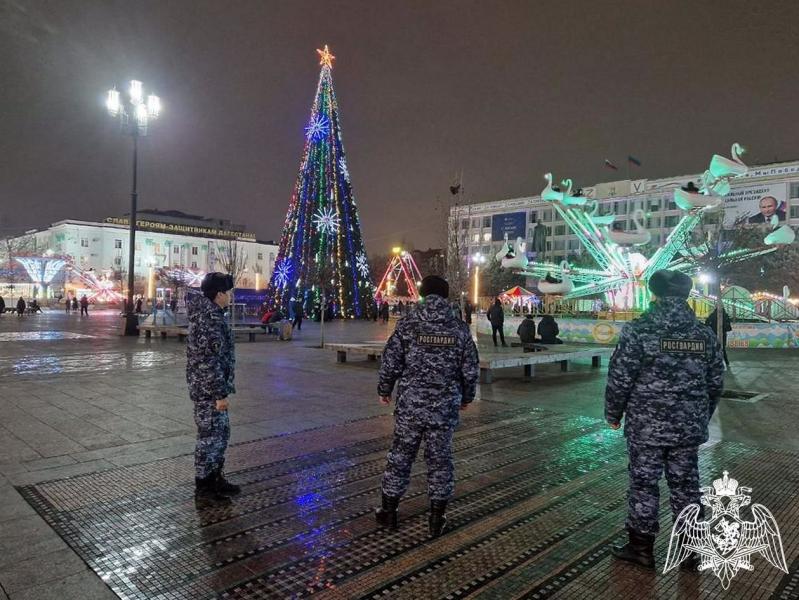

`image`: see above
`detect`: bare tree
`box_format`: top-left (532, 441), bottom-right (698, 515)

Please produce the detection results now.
top-left (216, 239), bottom-right (248, 324)
top-left (313, 254), bottom-right (336, 348)
top-left (216, 239), bottom-right (248, 285)
top-left (0, 235), bottom-right (35, 295)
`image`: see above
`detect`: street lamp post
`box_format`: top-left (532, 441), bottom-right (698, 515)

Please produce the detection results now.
top-left (472, 253), bottom-right (485, 307)
top-left (106, 80), bottom-right (161, 335)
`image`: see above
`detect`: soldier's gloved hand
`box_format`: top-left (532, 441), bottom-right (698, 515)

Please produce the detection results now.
top-left (607, 420), bottom-right (620, 430)
top-left (216, 398), bottom-right (229, 411)
top-left (379, 395), bottom-right (392, 405)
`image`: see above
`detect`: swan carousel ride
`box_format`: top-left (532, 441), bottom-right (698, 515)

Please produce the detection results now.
top-left (537, 260), bottom-right (574, 295)
top-left (605, 209), bottom-right (651, 246)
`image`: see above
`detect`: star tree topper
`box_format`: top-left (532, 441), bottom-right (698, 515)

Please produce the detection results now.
top-left (317, 45), bottom-right (335, 68)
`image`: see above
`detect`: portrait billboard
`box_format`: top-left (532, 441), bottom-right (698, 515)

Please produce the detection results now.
top-left (491, 212), bottom-right (527, 242)
top-left (723, 183), bottom-right (788, 227)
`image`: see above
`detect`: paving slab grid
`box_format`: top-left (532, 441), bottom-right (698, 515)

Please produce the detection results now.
top-left (0, 310), bottom-right (798, 599)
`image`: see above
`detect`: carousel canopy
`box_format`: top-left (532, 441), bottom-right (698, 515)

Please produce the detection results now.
top-left (500, 286), bottom-right (536, 299)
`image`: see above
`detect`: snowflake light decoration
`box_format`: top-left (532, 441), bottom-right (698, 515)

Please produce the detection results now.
top-left (339, 157), bottom-right (350, 182)
top-left (274, 259), bottom-right (292, 288)
top-left (313, 207), bottom-right (340, 234)
top-left (305, 115), bottom-right (329, 141)
top-left (356, 252), bottom-right (369, 277)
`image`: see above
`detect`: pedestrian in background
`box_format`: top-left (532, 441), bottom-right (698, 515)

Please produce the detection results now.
top-left (487, 298), bottom-right (507, 347)
top-left (375, 275), bottom-right (479, 537)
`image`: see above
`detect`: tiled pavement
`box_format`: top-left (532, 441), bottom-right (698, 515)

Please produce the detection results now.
top-left (1, 310), bottom-right (798, 599)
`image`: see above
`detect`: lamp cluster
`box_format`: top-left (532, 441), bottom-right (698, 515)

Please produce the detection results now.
top-left (106, 80), bottom-right (161, 135)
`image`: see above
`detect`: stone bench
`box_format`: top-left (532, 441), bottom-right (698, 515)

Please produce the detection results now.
top-left (139, 325), bottom-right (188, 340)
top-left (478, 346), bottom-right (613, 383)
top-left (325, 343), bottom-right (386, 363)
top-left (327, 342), bottom-right (613, 384)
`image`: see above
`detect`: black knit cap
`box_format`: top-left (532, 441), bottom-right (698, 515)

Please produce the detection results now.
top-left (201, 272), bottom-right (234, 298)
top-left (648, 269), bottom-right (692, 299)
top-left (419, 275), bottom-right (449, 299)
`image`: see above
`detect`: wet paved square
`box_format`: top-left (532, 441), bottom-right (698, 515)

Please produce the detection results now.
top-left (1, 311), bottom-right (798, 599)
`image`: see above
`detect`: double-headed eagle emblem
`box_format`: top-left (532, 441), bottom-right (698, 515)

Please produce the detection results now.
top-left (664, 471), bottom-right (788, 588)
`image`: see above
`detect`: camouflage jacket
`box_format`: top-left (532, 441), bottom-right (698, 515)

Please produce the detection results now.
top-left (378, 294), bottom-right (479, 425)
top-left (604, 297), bottom-right (724, 446)
top-left (186, 291), bottom-right (235, 402)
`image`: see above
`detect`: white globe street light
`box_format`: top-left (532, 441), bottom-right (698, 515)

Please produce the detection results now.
top-left (106, 79), bottom-right (161, 335)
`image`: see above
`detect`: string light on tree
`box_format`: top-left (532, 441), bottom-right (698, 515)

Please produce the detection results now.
top-left (265, 46), bottom-right (372, 318)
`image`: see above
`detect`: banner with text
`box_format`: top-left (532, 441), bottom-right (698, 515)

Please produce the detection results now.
top-left (491, 212), bottom-right (527, 242)
top-left (723, 182), bottom-right (788, 227)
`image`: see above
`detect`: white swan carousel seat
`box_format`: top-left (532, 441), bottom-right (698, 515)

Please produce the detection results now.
top-left (495, 233), bottom-right (513, 262)
top-left (700, 170), bottom-right (731, 197)
top-left (501, 237), bottom-right (529, 269)
top-left (709, 142), bottom-right (748, 179)
top-left (542, 173), bottom-right (573, 203)
top-left (537, 261), bottom-right (574, 295)
top-left (606, 209), bottom-right (651, 246)
top-left (674, 181), bottom-right (722, 211)
top-left (584, 200), bottom-right (615, 225)
top-left (764, 225), bottom-right (796, 245)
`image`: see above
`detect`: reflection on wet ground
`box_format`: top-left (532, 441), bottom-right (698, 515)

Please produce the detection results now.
top-left (17, 407), bottom-right (799, 599)
top-left (0, 331), bottom-right (95, 342)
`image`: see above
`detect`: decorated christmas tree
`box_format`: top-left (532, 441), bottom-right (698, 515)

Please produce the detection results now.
top-left (265, 45), bottom-right (373, 318)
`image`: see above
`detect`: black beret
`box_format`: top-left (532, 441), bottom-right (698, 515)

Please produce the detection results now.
top-left (201, 272), bottom-right (234, 295)
top-left (419, 275), bottom-right (449, 299)
top-left (648, 269), bottom-right (692, 299)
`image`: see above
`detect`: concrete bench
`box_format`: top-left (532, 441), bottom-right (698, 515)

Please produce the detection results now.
top-left (326, 343), bottom-right (386, 363)
top-left (478, 346), bottom-right (613, 383)
top-left (232, 325), bottom-right (273, 342)
top-left (139, 325), bottom-right (188, 340)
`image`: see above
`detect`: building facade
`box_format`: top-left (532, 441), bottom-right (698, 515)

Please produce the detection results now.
top-left (450, 160), bottom-right (799, 265)
top-left (2, 209), bottom-right (278, 299)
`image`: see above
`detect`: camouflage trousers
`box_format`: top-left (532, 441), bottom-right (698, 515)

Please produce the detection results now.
top-left (381, 413), bottom-right (456, 501)
top-left (193, 400), bottom-right (230, 479)
top-left (625, 440), bottom-right (700, 535)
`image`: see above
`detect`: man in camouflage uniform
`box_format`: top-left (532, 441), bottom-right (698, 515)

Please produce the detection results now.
top-left (376, 275), bottom-right (479, 537)
top-left (605, 269), bottom-right (724, 569)
top-left (187, 273), bottom-right (241, 501)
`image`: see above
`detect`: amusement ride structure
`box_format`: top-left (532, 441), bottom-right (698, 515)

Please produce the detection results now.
top-left (507, 143), bottom-right (793, 311)
top-left (374, 248), bottom-right (423, 301)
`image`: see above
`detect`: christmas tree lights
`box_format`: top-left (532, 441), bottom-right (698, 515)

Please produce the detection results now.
top-left (265, 46), bottom-right (373, 318)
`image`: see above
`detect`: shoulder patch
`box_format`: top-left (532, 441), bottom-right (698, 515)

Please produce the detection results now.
top-left (416, 333), bottom-right (457, 347)
top-left (660, 338), bottom-right (706, 354)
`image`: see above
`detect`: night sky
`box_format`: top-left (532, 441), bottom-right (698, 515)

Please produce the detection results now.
top-left (2, 0), bottom-right (799, 253)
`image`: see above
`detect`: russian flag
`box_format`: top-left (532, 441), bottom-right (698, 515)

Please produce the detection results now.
top-left (604, 159), bottom-right (618, 171)
top-left (628, 155), bottom-right (642, 167)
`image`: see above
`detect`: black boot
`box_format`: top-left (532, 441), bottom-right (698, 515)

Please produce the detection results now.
top-left (375, 493), bottom-right (399, 529)
top-left (195, 474), bottom-right (231, 503)
top-left (214, 469), bottom-right (241, 496)
top-left (429, 499), bottom-right (448, 538)
top-left (680, 552), bottom-right (701, 572)
top-left (611, 529), bottom-right (655, 569)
